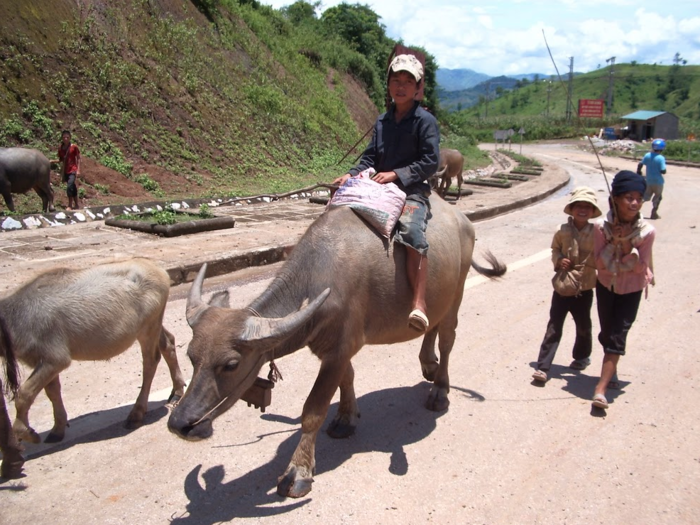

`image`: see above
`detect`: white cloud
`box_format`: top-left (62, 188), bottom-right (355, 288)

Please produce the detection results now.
top-left (260, 0), bottom-right (700, 75)
top-left (678, 17), bottom-right (700, 44)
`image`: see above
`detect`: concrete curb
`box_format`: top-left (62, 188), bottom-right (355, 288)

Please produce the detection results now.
top-left (166, 244), bottom-right (295, 286)
top-left (465, 176), bottom-right (569, 222)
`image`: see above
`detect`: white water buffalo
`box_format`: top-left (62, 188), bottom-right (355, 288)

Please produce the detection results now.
top-left (0, 258), bottom-right (186, 444)
top-left (0, 148), bottom-right (55, 213)
top-left (430, 148), bottom-right (464, 199)
top-left (0, 327), bottom-right (24, 478)
top-left (168, 194), bottom-right (506, 498)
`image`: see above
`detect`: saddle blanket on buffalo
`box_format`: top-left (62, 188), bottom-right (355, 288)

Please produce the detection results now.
top-left (329, 168), bottom-right (406, 238)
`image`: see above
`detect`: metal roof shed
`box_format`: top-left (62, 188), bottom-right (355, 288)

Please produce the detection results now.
top-left (622, 110), bottom-right (679, 140)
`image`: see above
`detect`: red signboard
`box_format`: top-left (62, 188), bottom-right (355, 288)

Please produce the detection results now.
top-left (578, 99), bottom-right (605, 118)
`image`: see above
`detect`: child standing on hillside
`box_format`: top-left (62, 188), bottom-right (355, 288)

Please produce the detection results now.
top-left (591, 170), bottom-right (655, 409)
top-left (532, 187), bottom-right (602, 383)
top-left (52, 130), bottom-right (81, 210)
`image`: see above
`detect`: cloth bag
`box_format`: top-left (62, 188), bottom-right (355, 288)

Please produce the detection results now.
top-left (551, 242), bottom-right (589, 297)
top-left (329, 168), bottom-right (406, 238)
top-left (551, 265), bottom-right (585, 297)
top-left (551, 247), bottom-right (590, 296)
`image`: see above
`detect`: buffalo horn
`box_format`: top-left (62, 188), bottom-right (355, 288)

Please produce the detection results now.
top-left (242, 288), bottom-right (331, 345)
top-left (186, 263), bottom-right (210, 327)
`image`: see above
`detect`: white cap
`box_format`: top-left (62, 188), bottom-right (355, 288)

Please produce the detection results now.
top-left (388, 54), bottom-right (423, 82)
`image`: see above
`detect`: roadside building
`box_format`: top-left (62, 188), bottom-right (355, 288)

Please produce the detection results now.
top-left (622, 110), bottom-right (679, 140)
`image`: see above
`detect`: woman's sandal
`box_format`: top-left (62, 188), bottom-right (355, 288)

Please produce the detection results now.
top-left (408, 309), bottom-right (429, 332)
top-left (592, 393), bottom-right (609, 409)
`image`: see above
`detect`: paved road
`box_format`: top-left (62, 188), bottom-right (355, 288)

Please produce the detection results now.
top-left (1, 144), bottom-right (699, 524)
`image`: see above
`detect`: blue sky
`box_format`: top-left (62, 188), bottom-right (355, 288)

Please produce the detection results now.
top-left (260, 0), bottom-right (700, 76)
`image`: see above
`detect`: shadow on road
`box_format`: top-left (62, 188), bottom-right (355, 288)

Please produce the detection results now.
top-left (170, 382), bottom-right (446, 523)
top-left (528, 362), bottom-right (630, 408)
top-left (22, 401), bottom-right (170, 461)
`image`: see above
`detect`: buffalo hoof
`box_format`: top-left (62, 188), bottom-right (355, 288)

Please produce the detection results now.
top-left (326, 418), bottom-right (356, 439)
top-left (44, 431), bottom-right (65, 443)
top-left (0, 457), bottom-right (25, 479)
top-left (16, 428), bottom-right (41, 445)
top-left (277, 466), bottom-right (313, 498)
top-left (124, 418), bottom-right (144, 431)
top-left (421, 361), bottom-right (439, 382)
top-left (165, 392), bottom-right (182, 409)
top-left (425, 390), bottom-right (450, 412)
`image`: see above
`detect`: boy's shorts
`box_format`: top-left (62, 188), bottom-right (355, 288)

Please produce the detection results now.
top-left (65, 172), bottom-right (78, 197)
top-left (394, 193), bottom-right (431, 255)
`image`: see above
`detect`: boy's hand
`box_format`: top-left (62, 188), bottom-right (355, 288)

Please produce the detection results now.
top-left (558, 258), bottom-right (572, 271)
top-left (613, 223), bottom-right (634, 254)
top-left (333, 174), bottom-right (350, 186)
top-left (371, 171), bottom-right (398, 184)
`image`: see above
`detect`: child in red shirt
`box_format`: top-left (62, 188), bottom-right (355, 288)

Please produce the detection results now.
top-left (53, 130), bottom-right (81, 210)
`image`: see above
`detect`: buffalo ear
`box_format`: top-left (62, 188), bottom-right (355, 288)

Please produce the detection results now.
top-left (241, 288), bottom-right (331, 349)
top-left (208, 290), bottom-right (230, 308)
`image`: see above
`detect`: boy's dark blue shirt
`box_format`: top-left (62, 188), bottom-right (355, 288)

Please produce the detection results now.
top-left (348, 101), bottom-right (439, 196)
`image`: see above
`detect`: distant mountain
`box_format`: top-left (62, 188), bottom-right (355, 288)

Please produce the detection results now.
top-left (438, 75), bottom-right (525, 112)
top-left (436, 69), bottom-right (551, 111)
top-left (436, 68), bottom-right (491, 91)
top-left (509, 73), bottom-right (549, 82)
top-left (436, 69), bottom-right (549, 92)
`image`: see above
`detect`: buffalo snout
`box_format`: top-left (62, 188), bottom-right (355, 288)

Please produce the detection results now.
top-left (167, 411), bottom-right (213, 441)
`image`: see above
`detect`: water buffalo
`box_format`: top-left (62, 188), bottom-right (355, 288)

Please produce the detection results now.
top-left (168, 194), bottom-right (506, 498)
top-left (430, 148), bottom-right (464, 200)
top-left (0, 147), bottom-right (55, 213)
top-left (0, 258), bottom-right (186, 444)
top-left (1, 322), bottom-right (24, 478)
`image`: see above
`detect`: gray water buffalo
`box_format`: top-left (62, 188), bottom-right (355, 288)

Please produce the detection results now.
top-left (0, 258), bottom-right (186, 444)
top-left (430, 148), bottom-right (464, 199)
top-left (0, 324), bottom-right (24, 478)
top-left (0, 147), bottom-right (55, 213)
top-left (168, 194), bottom-right (506, 498)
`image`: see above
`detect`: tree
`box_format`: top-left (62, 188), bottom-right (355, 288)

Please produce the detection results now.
top-left (410, 45), bottom-right (439, 114)
top-left (320, 3), bottom-right (394, 73)
top-left (282, 1), bottom-right (320, 25)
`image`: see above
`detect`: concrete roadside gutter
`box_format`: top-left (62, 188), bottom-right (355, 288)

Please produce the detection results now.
top-left (166, 245), bottom-right (295, 286)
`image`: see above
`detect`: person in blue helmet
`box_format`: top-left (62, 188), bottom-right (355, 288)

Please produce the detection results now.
top-left (637, 138), bottom-right (666, 220)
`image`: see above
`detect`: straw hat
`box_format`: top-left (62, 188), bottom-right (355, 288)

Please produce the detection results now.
top-left (563, 186), bottom-right (602, 218)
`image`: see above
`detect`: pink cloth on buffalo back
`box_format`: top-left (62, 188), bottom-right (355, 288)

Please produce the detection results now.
top-left (329, 168), bottom-right (407, 238)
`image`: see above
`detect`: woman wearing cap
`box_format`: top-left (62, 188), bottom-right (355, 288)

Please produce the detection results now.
top-left (532, 187), bottom-right (602, 384)
top-left (591, 170), bottom-right (656, 410)
top-left (333, 54), bottom-right (439, 332)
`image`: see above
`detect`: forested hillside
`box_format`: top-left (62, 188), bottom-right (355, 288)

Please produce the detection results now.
top-left (458, 63), bottom-right (700, 122)
top-left (0, 0), bottom-right (438, 210)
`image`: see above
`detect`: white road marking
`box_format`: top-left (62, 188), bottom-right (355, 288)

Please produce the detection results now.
top-left (465, 248), bottom-right (551, 290)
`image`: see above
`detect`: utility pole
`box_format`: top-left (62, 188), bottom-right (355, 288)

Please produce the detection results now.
top-left (566, 57), bottom-right (574, 123)
top-left (606, 56), bottom-right (616, 115)
top-left (484, 81), bottom-right (490, 119)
